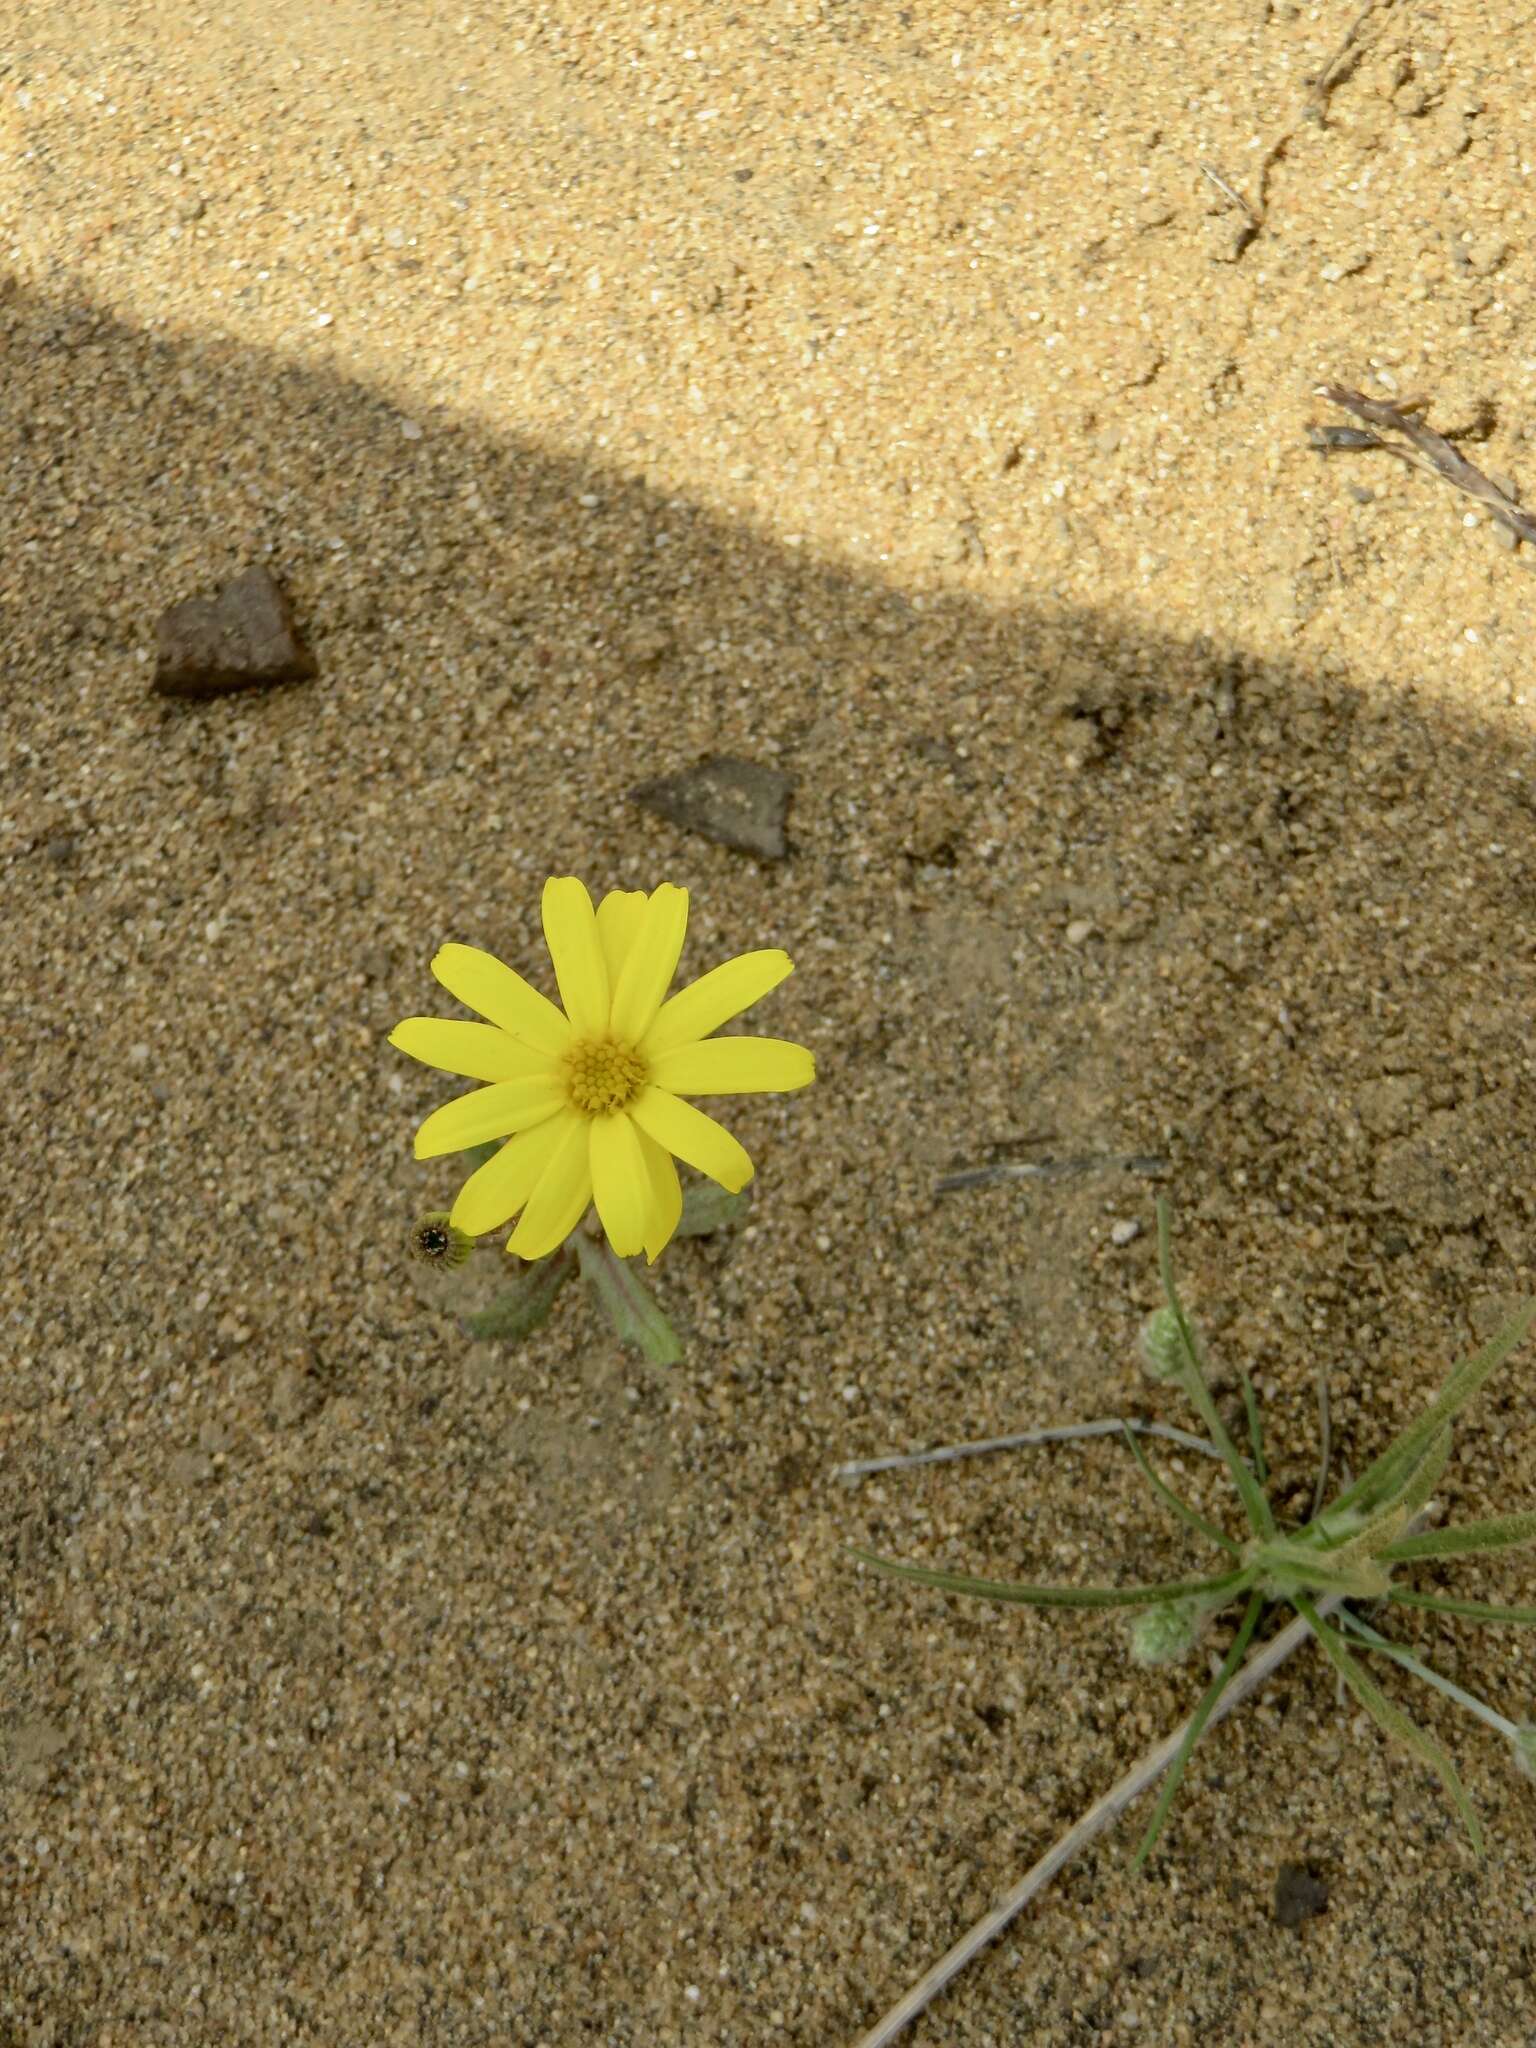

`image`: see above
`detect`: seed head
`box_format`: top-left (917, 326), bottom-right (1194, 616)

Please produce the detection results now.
top-left (1139, 1306), bottom-right (1188, 1383)
top-left (1129, 1595), bottom-right (1210, 1667)
top-left (410, 1213), bottom-right (476, 1268)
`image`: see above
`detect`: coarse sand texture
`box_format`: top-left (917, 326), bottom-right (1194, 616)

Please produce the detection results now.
top-left (6, 2), bottom-right (1536, 2043)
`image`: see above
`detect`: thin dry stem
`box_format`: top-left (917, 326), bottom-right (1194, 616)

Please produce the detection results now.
top-left (832, 1416), bottom-right (1224, 1484)
top-left (850, 1598), bottom-right (1342, 2048)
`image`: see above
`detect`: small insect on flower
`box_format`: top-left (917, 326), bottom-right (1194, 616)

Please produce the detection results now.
top-left (390, 878), bottom-right (816, 1263)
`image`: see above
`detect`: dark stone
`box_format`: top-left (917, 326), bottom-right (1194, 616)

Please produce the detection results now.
top-left (1274, 1861), bottom-right (1329, 1928)
top-left (152, 566), bottom-right (318, 699)
top-left (629, 755), bottom-right (793, 859)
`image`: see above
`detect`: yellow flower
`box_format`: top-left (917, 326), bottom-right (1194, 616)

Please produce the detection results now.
top-left (390, 878), bottom-right (815, 1263)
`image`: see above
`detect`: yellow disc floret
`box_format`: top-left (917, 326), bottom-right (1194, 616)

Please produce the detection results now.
top-left (563, 1036), bottom-right (648, 1116)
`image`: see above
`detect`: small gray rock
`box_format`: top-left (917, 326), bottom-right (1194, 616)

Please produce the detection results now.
top-left (630, 755), bottom-right (793, 859)
top-left (153, 566), bottom-right (318, 699)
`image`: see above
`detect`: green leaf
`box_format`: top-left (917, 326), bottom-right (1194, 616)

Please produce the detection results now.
top-left (1120, 1424), bottom-right (1242, 1557)
top-left (1295, 1594), bottom-right (1485, 1856)
top-left (851, 1546), bottom-right (1254, 1612)
top-left (1261, 1551), bottom-right (1392, 1600)
top-left (1311, 1429), bottom-right (1451, 1572)
top-left (1388, 1587), bottom-right (1536, 1626)
top-left (1339, 1612), bottom-right (1515, 1740)
top-left (1329, 1305), bottom-right (1536, 1520)
top-left (1133, 1590), bottom-right (1264, 1871)
top-left (1325, 1504), bottom-right (1410, 1578)
top-left (1239, 1372), bottom-right (1268, 1487)
top-left (675, 1183), bottom-right (752, 1238)
top-left (460, 1247), bottom-right (577, 1341)
top-left (575, 1236), bottom-right (683, 1365)
top-left (1381, 1512), bottom-right (1536, 1564)
top-left (1384, 1426), bottom-right (1454, 1523)
top-left (1155, 1200), bottom-right (1276, 1541)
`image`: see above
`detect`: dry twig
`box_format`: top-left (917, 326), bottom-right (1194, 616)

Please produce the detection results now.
top-left (851, 1599), bottom-right (1345, 2048)
top-left (1313, 384), bottom-right (1536, 546)
top-left (833, 1415), bottom-right (1225, 1484)
top-left (936, 1153), bottom-right (1168, 1195)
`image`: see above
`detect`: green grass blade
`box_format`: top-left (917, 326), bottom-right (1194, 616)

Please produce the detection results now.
top-left (1120, 1425), bottom-right (1242, 1558)
top-left (1326, 1504), bottom-right (1409, 1573)
top-left (1339, 1612), bottom-right (1516, 1739)
top-left (1239, 1372), bottom-right (1268, 1487)
top-left (1269, 1553), bottom-right (1392, 1599)
top-left (1318, 1431), bottom-right (1453, 1561)
top-left (1381, 1512), bottom-right (1536, 1564)
top-left (1155, 1201), bottom-right (1276, 1540)
top-left (1132, 1591), bottom-right (1264, 1871)
top-left (1329, 1305), bottom-right (1536, 1519)
top-left (1309, 1362), bottom-right (1333, 1522)
top-left (1388, 1587), bottom-right (1536, 1626)
top-left (1390, 1426), bottom-right (1454, 1521)
top-left (1295, 1594), bottom-right (1485, 1855)
top-left (851, 1547), bottom-right (1253, 1612)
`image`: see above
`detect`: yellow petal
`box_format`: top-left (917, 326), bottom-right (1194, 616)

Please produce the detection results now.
top-left (507, 1112), bottom-right (594, 1259)
top-left (610, 884), bottom-right (689, 1042)
top-left (389, 1018), bottom-right (552, 1083)
top-left (590, 1113), bottom-right (652, 1259)
top-left (628, 1084), bottom-right (754, 1192)
top-left (641, 948), bottom-right (793, 1057)
top-left (650, 1036), bottom-right (816, 1097)
top-left (636, 1127), bottom-right (683, 1265)
top-left (431, 943), bottom-right (571, 1055)
top-left (413, 1078), bottom-right (568, 1159)
top-left (541, 877), bottom-right (609, 1036)
top-left (595, 890), bottom-right (649, 990)
top-left (449, 1119), bottom-right (569, 1236)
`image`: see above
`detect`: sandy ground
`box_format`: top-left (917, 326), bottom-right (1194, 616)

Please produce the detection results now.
top-left (6, 1), bottom-right (1536, 2041)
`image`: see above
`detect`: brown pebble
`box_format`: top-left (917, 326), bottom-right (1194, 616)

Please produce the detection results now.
top-left (152, 565), bottom-right (318, 700)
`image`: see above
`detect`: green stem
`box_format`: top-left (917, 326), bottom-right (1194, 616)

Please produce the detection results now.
top-left (1132, 1589), bottom-right (1264, 1870)
top-left (1327, 1305), bottom-right (1535, 1521)
top-left (1388, 1587), bottom-right (1536, 1626)
top-left (1294, 1593), bottom-right (1485, 1855)
top-left (1338, 1611), bottom-right (1516, 1739)
top-left (1238, 1371), bottom-right (1268, 1487)
top-left (1381, 1512), bottom-right (1536, 1564)
top-left (1120, 1424), bottom-right (1242, 1558)
top-left (852, 1548), bottom-right (1255, 1612)
top-left (1156, 1201), bottom-right (1275, 1539)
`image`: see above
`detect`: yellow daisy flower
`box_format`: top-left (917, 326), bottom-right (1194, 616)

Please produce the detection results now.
top-left (391, 878), bottom-right (815, 1264)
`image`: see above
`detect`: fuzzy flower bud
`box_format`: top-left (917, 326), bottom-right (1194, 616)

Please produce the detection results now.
top-left (1138, 1306), bottom-right (1188, 1383)
top-left (410, 1213), bottom-right (475, 1269)
top-left (1129, 1595), bottom-right (1209, 1668)
top-left (1509, 1724), bottom-right (1536, 1781)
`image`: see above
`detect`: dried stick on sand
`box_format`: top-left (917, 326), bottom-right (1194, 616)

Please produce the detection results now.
top-left (850, 1599), bottom-right (1341, 2048)
top-left (833, 1416), bottom-right (1224, 1483)
top-left (1315, 384), bottom-right (1536, 546)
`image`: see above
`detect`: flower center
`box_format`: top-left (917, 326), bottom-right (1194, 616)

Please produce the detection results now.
top-left (564, 1036), bottom-right (648, 1116)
